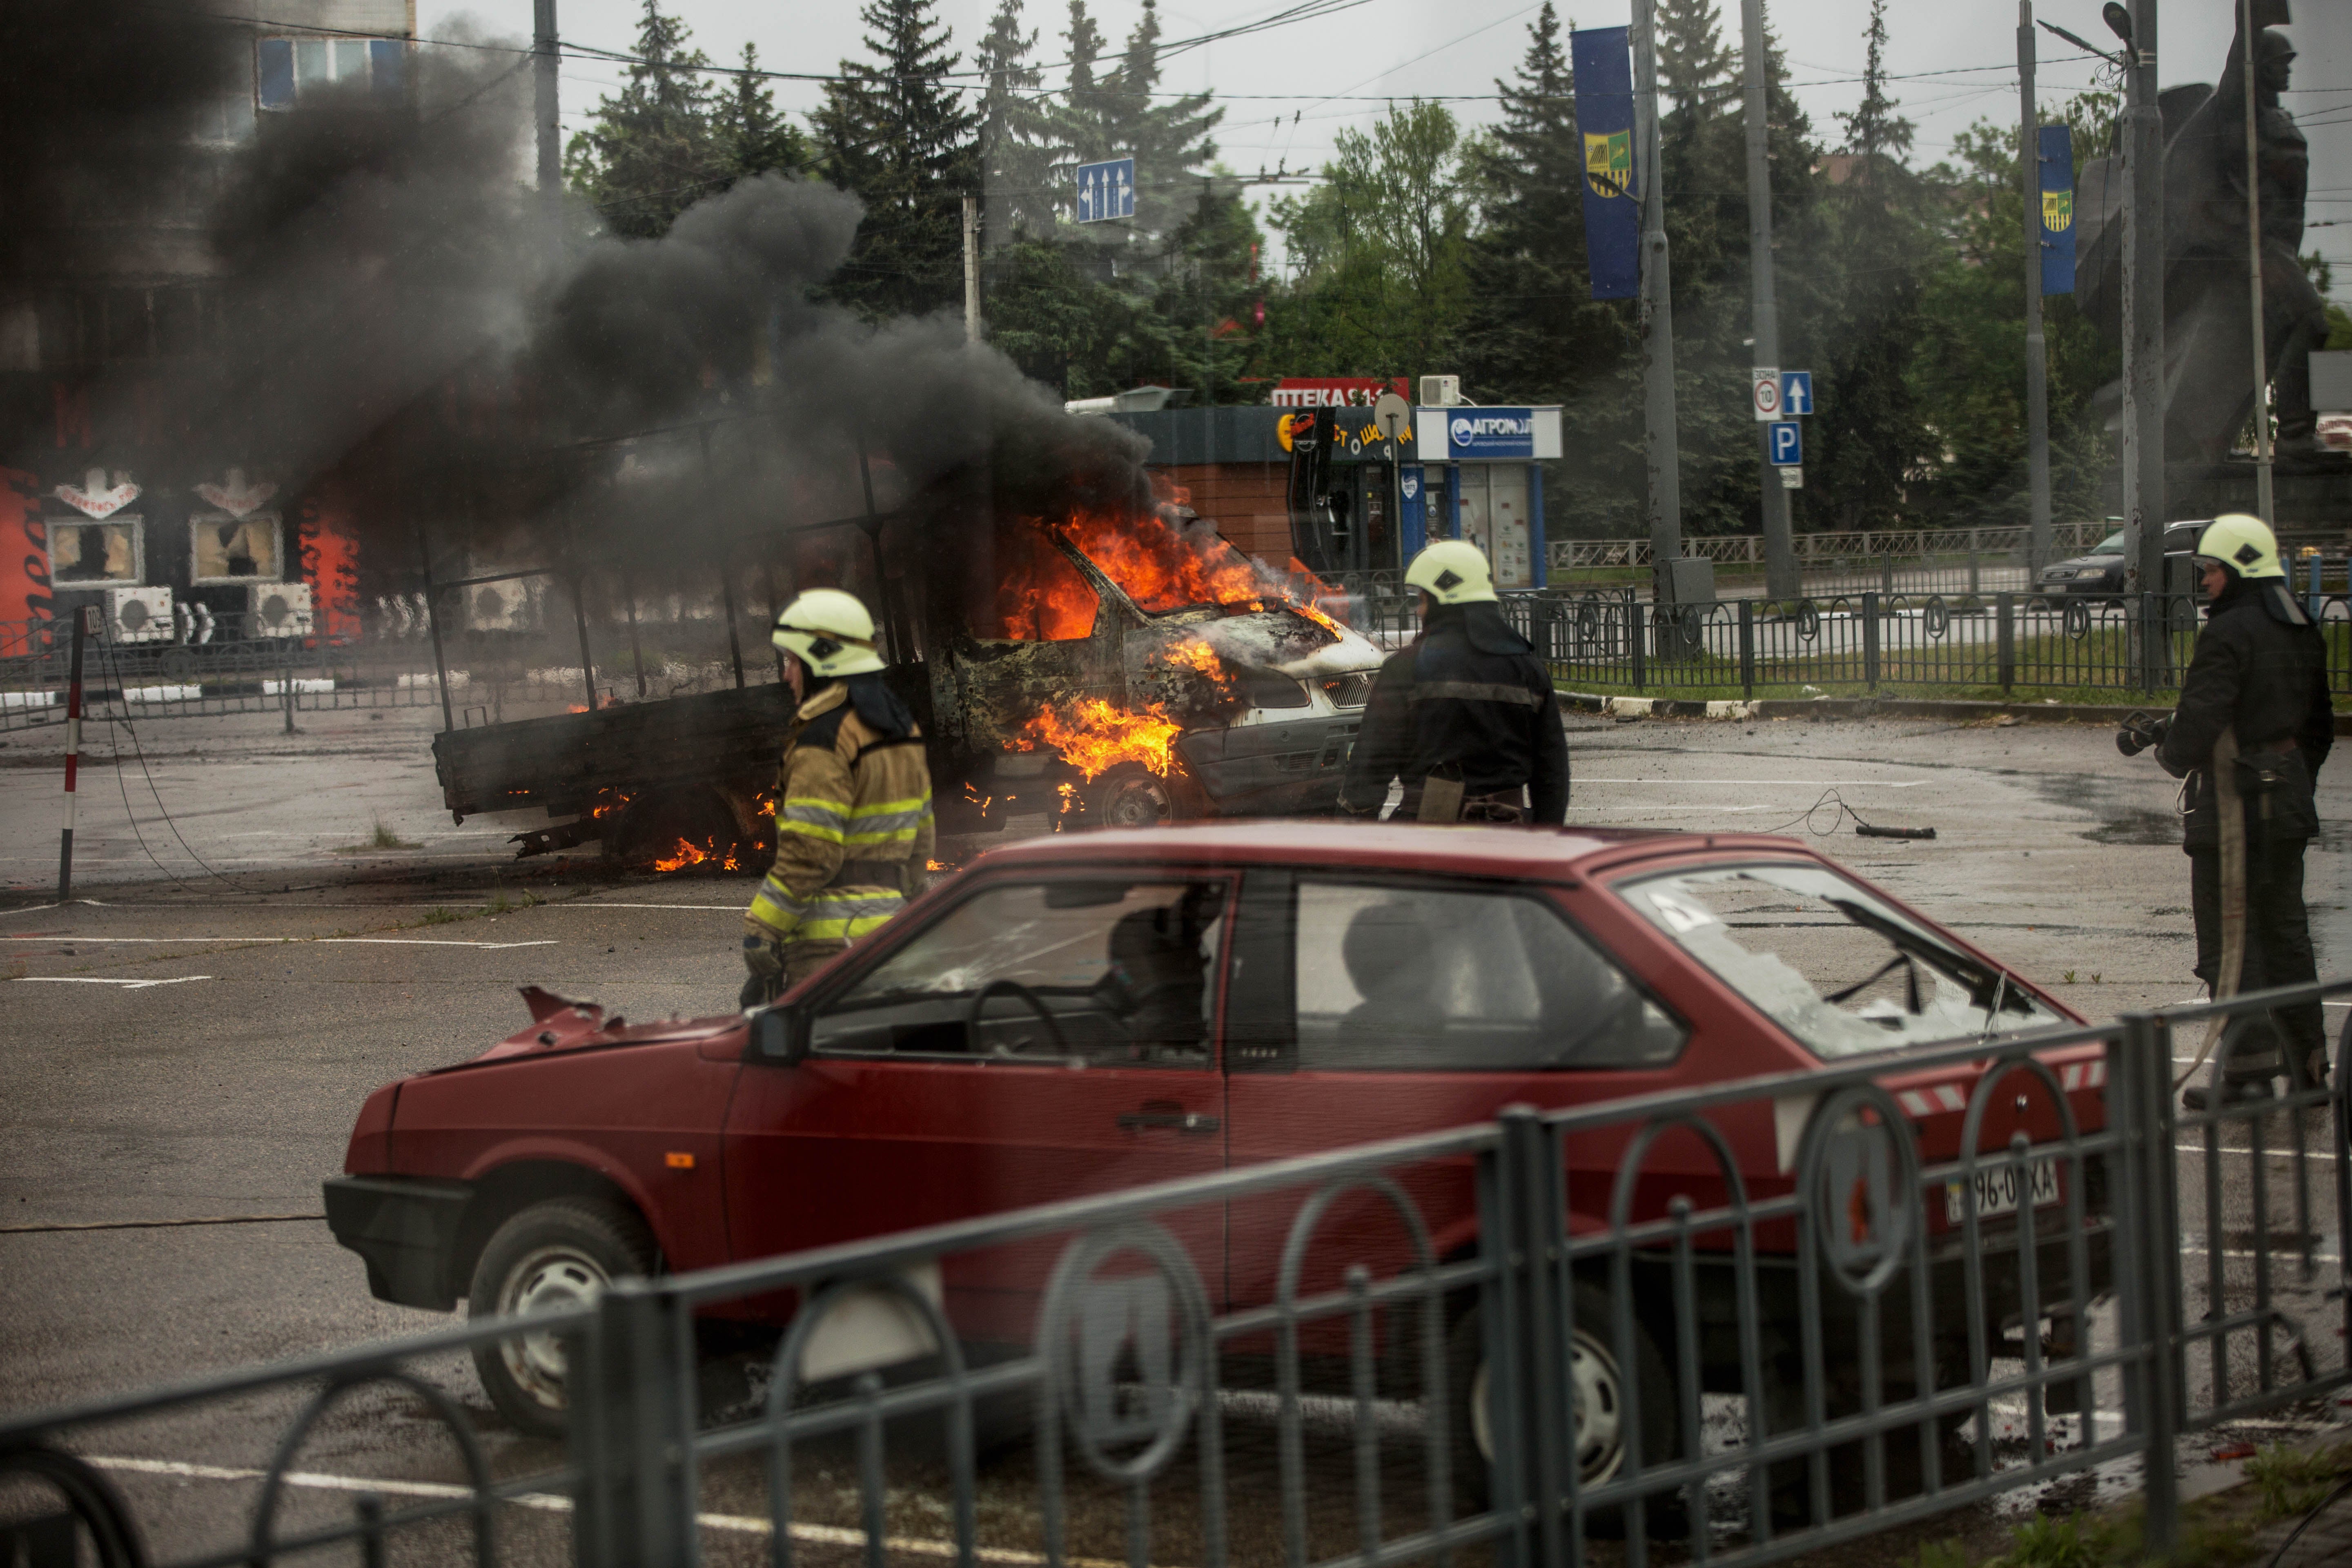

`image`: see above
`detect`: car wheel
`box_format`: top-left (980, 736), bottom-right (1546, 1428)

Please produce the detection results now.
top-left (468, 1197), bottom-right (655, 1438)
top-left (1091, 764), bottom-right (1176, 829)
top-left (1446, 1282), bottom-right (1683, 1537)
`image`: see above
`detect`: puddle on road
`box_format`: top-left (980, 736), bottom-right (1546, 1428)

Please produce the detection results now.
top-left (2086, 808), bottom-right (2182, 846)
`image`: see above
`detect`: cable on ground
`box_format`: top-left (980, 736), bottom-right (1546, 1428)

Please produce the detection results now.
top-left (1751, 787), bottom-right (1937, 840)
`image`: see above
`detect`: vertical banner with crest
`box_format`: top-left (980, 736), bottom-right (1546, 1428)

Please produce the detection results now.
top-left (2038, 124), bottom-right (2076, 296)
top-left (1570, 26), bottom-right (1639, 301)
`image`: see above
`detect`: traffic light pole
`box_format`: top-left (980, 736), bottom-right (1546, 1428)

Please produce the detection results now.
top-left (1741, 0), bottom-right (1797, 601)
top-left (2019, 2), bottom-right (2054, 573)
top-left (1630, 0), bottom-right (1684, 604)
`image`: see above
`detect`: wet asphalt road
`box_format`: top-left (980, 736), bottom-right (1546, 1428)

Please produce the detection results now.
top-left (3, 705), bottom-right (2350, 1562)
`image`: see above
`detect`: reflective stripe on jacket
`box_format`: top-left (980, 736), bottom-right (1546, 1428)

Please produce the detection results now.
top-left (745, 681), bottom-right (935, 947)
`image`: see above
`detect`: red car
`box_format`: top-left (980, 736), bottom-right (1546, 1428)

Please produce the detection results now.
top-left (326, 822), bottom-right (2110, 1488)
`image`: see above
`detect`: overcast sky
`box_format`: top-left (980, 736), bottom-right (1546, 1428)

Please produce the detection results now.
top-left (426, 0), bottom-right (2352, 299)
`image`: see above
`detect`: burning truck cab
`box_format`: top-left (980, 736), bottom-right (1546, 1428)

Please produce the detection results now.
top-left (430, 481), bottom-right (1389, 860)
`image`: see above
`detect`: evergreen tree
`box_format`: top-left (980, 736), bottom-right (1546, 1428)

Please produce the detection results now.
top-left (814, 0), bottom-right (982, 319)
top-left (1054, 0), bottom-right (1221, 250)
top-left (976, 0), bottom-right (1060, 245)
top-left (564, 0), bottom-right (731, 240)
top-left (1657, 0), bottom-right (1736, 116)
top-left (721, 45), bottom-right (808, 181)
top-left (1800, 0), bottom-right (1936, 530)
top-left (1058, 2), bottom-right (1113, 164)
top-left (1455, 5), bottom-right (1618, 408)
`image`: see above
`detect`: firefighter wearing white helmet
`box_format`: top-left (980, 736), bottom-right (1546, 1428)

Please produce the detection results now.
top-left (741, 588), bottom-right (934, 1007)
top-left (2143, 514), bottom-right (2333, 1107)
top-left (1341, 539), bottom-right (1569, 824)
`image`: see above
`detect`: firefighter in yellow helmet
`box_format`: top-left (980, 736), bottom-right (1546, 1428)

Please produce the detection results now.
top-left (740, 588), bottom-right (935, 1007)
top-left (1340, 539), bottom-right (1569, 823)
top-left (2147, 515), bottom-right (2334, 1107)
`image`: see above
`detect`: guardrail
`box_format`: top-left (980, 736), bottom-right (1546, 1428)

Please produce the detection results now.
top-left (3, 981), bottom-right (2344, 1567)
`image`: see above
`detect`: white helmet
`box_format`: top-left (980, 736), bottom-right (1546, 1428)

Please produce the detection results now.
top-left (2194, 514), bottom-right (2286, 581)
top-left (1404, 539), bottom-right (1498, 606)
top-left (771, 588), bottom-right (884, 677)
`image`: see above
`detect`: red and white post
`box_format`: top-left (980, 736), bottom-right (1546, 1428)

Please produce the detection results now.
top-left (57, 605), bottom-right (94, 903)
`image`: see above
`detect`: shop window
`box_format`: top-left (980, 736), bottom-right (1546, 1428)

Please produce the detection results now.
top-left (256, 36), bottom-right (406, 110)
top-left (191, 513), bottom-right (283, 584)
top-left (50, 519), bottom-right (144, 585)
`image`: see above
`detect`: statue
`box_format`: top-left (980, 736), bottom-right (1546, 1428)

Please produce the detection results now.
top-left (2078, 0), bottom-right (2331, 463)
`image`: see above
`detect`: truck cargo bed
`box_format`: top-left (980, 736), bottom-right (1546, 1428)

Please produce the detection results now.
top-left (432, 685), bottom-right (794, 822)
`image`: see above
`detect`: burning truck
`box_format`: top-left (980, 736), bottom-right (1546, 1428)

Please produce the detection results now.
top-left (429, 472), bottom-right (1388, 862)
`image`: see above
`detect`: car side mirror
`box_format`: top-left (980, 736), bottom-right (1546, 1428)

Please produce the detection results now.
top-left (752, 1003), bottom-right (810, 1065)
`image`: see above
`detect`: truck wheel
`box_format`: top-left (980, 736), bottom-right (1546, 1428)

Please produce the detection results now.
top-left (1446, 1282), bottom-right (1683, 1538)
top-left (468, 1197), bottom-right (655, 1438)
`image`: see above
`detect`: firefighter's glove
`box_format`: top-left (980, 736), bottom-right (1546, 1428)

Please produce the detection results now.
top-left (739, 934), bottom-right (784, 1010)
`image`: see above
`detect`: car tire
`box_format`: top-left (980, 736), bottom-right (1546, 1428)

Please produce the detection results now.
top-left (1445, 1282), bottom-right (1684, 1538)
top-left (468, 1196), bottom-right (656, 1438)
top-left (1090, 764), bottom-right (1181, 829)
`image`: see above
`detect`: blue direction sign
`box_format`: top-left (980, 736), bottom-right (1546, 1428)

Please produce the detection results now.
top-left (1780, 370), bottom-right (1813, 416)
top-left (1075, 157), bottom-right (1136, 223)
top-left (1768, 420), bottom-right (1803, 466)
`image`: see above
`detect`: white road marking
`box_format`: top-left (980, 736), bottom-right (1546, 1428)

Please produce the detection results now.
top-left (12, 976), bottom-right (212, 989)
top-left (87, 1457), bottom-right (1158, 1567)
top-left (566, 903), bottom-right (742, 911)
top-left (0, 936), bottom-right (557, 951)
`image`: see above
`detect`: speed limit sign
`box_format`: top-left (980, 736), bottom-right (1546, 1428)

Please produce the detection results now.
top-left (1751, 366), bottom-right (1781, 421)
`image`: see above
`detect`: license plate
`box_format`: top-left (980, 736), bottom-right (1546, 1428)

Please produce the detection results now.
top-left (1944, 1158), bottom-right (2060, 1224)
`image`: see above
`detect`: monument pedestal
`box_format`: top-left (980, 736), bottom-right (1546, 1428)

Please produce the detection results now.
top-left (2099, 457), bottom-right (2352, 536)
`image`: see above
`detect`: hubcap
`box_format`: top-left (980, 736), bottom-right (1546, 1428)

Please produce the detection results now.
top-left (1471, 1325), bottom-right (1628, 1484)
top-left (1099, 775), bottom-right (1172, 829)
top-left (496, 1244), bottom-right (613, 1410)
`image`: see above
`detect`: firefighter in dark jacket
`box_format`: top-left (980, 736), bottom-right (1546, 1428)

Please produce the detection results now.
top-left (740, 589), bottom-right (935, 1008)
top-left (2155, 514), bottom-right (2333, 1109)
top-left (1340, 539), bottom-right (1570, 824)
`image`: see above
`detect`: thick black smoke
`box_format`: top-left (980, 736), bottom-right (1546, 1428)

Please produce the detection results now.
top-left (15, 3), bottom-right (1150, 588)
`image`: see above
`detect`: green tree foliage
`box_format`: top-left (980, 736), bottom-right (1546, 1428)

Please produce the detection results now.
top-left (1268, 102), bottom-right (1476, 380)
top-left (1788, 0), bottom-right (1939, 531)
top-left (1657, 0), bottom-right (1736, 116)
top-left (976, 0), bottom-right (1059, 245)
top-left (814, 0), bottom-right (982, 319)
top-left (1051, 0), bottom-right (1222, 250)
top-left (564, 0), bottom-right (731, 239)
top-left (722, 45), bottom-right (808, 181)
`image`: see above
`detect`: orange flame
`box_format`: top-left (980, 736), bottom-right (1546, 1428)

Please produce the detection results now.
top-left (990, 501), bottom-right (1347, 640)
top-left (1016, 697), bottom-right (1184, 781)
top-left (652, 837), bottom-right (742, 873)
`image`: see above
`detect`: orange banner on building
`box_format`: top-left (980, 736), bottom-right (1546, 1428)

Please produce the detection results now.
top-left (298, 492), bottom-right (361, 644)
top-left (0, 466), bottom-right (55, 640)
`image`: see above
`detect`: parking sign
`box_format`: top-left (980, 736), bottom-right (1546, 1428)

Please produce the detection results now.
top-left (1768, 421), bottom-right (1802, 466)
top-left (1074, 157), bottom-right (1136, 223)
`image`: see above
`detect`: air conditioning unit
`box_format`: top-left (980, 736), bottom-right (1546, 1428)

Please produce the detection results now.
top-left (247, 581), bottom-right (313, 638)
top-left (103, 586), bottom-right (174, 644)
top-left (461, 578), bottom-right (535, 633)
top-left (1419, 374), bottom-right (1462, 407)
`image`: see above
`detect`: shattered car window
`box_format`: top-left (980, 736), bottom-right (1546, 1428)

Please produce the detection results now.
top-left (1614, 862), bottom-right (2058, 1058)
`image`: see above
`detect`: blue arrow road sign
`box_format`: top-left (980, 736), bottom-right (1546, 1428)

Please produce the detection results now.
top-left (1768, 421), bottom-right (1803, 466)
top-left (1075, 157), bottom-right (1136, 223)
top-left (1780, 371), bottom-right (1813, 416)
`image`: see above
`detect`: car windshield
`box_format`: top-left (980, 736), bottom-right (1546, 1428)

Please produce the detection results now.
top-left (1613, 862), bottom-right (2060, 1058)
top-left (2091, 530), bottom-right (2125, 555)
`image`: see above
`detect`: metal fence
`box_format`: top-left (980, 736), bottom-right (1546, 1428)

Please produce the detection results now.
top-left (1498, 589), bottom-right (2352, 701)
top-left (4, 980), bottom-right (2345, 1568)
top-left (0, 606), bottom-right (784, 735)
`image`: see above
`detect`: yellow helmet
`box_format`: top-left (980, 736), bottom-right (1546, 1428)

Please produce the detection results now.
top-left (1404, 539), bottom-right (1498, 606)
top-left (771, 588), bottom-right (885, 677)
top-left (2195, 514), bottom-right (2285, 581)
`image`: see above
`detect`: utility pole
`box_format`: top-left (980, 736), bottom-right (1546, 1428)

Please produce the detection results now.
top-left (2117, 0), bottom-right (2166, 688)
top-left (962, 194), bottom-right (982, 344)
top-left (532, 0), bottom-right (560, 210)
top-left (2240, 0), bottom-right (2275, 526)
top-left (2020, 2), bottom-right (2054, 572)
top-left (1740, 0), bottom-right (1797, 601)
top-left (1630, 0), bottom-right (1684, 602)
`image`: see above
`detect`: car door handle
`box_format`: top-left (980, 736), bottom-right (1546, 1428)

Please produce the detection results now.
top-left (1117, 1102), bottom-right (1220, 1135)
